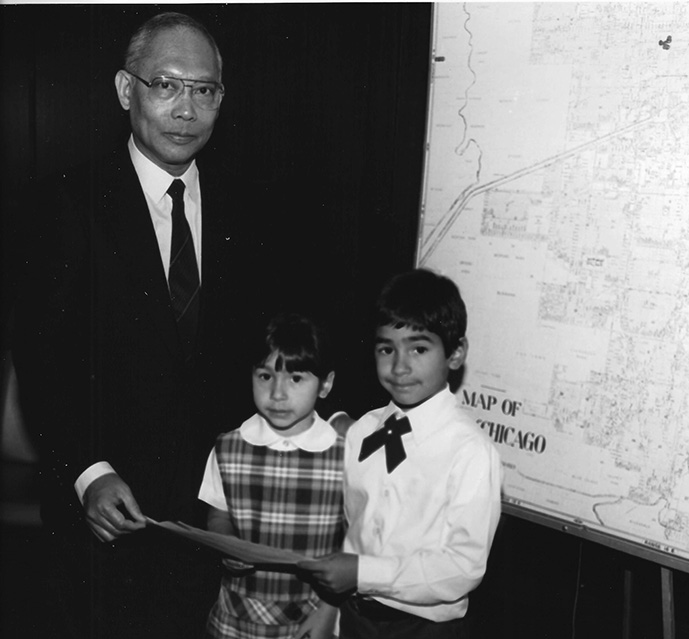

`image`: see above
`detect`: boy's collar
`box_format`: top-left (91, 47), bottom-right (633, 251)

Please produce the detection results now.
top-left (381, 385), bottom-right (454, 442)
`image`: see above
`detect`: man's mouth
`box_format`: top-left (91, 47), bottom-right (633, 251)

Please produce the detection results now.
top-left (165, 132), bottom-right (195, 143)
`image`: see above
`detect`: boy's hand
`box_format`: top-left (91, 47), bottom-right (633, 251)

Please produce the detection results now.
top-left (329, 412), bottom-right (355, 436)
top-left (298, 552), bottom-right (358, 594)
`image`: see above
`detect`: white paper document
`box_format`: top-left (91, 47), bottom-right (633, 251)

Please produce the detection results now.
top-left (147, 519), bottom-right (306, 565)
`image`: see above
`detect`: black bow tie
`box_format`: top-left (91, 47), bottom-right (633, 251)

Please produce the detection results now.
top-left (358, 414), bottom-right (412, 474)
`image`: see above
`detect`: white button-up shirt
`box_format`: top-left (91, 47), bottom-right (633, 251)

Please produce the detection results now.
top-left (344, 386), bottom-right (503, 621)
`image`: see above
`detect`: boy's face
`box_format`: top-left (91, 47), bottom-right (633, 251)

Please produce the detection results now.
top-left (253, 352), bottom-right (334, 436)
top-left (374, 324), bottom-right (466, 407)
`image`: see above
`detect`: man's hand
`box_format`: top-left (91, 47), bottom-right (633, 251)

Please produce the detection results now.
top-left (298, 552), bottom-right (359, 594)
top-left (82, 472), bottom-right (146, 542)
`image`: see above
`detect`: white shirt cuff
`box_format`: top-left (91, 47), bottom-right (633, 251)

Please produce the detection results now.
top-left (357, 554), bottom-right (398, 595)
top-left (74, 461), bottom-right (116, 504)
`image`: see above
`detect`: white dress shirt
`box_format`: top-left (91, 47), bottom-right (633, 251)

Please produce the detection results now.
top-left (343, 386), bottom-right (503, 622)
top-left (74, 136), bottom-right (202, 502)
top-left (129, 136), bottom-right (202, 279)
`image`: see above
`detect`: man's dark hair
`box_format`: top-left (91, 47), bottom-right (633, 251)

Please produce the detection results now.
top-left (375, 268), bottom-right (467, 356)
top-left (253, 313), bottom-right (334, 381)
top-left (125, 12), bottom-right (223, 75)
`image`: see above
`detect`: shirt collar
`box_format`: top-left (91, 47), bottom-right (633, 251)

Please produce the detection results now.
top-left (127, 135), bottom-right (199, 205)
top-left (378, 385), bottom-right (457, 444)
top-left (240, 412), bottom-right (338, 452)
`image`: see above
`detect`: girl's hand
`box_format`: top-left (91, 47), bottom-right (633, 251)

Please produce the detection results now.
top-left (222, 557), bottom-right (255, 576)
top-left (291, 601), bottom-right (338, 639)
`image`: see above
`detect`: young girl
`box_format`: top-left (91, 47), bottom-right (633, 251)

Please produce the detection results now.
top-left (198, 312), bottom-right (345, 639)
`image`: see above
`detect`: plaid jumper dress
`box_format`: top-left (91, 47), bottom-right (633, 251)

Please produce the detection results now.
top-left (207, 426), bottom-right (345, 639)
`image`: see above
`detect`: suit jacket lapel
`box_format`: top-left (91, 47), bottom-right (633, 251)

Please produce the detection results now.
top-left (197, 164), bottom-right (226, 348)
top-left (196, 160), bottom-right (255, 356)
top-left (97, 148), bottom-right (181, 356)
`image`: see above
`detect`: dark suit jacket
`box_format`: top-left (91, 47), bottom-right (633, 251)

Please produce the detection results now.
top-left (12, 145), bottom-right (294, 531)
top-left (9, 143), bottom-right (347, 638)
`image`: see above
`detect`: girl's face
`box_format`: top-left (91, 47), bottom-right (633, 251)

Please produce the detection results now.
top-left (252, 351), bottom-right (334, 436)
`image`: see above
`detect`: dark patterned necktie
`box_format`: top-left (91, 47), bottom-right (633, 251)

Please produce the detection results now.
top-left (358, 414), bottom-right (412, 473)
top-left (167, 179), bottom-right (200, 359)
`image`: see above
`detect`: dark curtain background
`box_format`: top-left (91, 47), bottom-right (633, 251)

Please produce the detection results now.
top-left (0, 2), bottom-right (433, 418)
top-left (3, 5), bottom-right (689, 639)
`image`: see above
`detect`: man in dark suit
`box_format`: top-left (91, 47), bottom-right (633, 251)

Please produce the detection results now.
top-left (11, 11), bottom-right (299, 638)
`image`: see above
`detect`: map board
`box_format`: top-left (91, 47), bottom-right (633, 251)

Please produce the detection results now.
top-left (417, 2), bottom-right (689, 571)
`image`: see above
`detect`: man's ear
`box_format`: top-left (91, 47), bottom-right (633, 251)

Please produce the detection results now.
top-left (448, 337), bottom-right (468, 370)
top-left (114, 70), bottom-right (133, 111)
top-left (318, 371), bottom-right (335, 399)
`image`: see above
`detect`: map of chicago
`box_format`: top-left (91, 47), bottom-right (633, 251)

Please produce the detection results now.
top-left (418, 2), bottom-right (689, 563)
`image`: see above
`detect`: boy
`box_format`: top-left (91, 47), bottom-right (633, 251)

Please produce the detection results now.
top-left (299, 269), bottom-right (502, 639)
top-left (198, 313), bottom-right (346, 639)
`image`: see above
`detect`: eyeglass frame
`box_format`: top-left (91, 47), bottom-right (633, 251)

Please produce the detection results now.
top-left (125, 70), bottom-right (225, 110)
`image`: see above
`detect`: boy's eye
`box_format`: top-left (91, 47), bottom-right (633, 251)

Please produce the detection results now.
top-left (413, 346), bottom-right (429, 354)
top-left (290, 374), bottom-right (304, 383)
top-left (376, 346), bottom-right (393, 356)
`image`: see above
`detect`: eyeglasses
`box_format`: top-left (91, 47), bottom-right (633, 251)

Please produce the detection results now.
top-left (126, 71), bottom-right (224, 111)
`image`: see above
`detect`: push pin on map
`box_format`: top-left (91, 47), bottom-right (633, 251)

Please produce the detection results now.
top-left (659, 35), bottom-right (671, 50)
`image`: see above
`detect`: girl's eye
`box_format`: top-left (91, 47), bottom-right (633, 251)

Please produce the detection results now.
top-left (256, 372), bottom-right (271, 382)
top-left (291, 375), bottom-right (303, 383)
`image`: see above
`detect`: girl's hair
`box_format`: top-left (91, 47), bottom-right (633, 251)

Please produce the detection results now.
top-left (375, 268), bottom-right (467, 356)
top-left (253, 313), bottom-right (334, 380)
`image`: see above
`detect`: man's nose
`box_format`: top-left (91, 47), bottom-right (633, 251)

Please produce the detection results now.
top-left (171, 88), bottom-right (197, 120)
